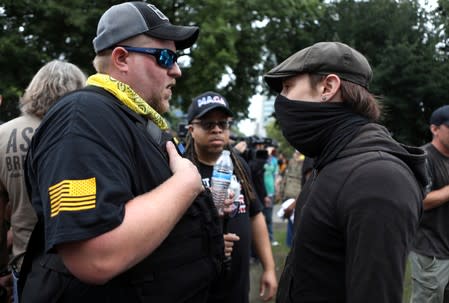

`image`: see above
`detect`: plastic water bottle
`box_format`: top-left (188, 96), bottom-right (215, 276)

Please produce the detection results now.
top-left (211, 150), bottom-right (233, 216)
top-left (228, 175), bottom-right (241, 217)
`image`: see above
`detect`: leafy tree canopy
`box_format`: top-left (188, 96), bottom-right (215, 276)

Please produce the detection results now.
top-left (1, 0), bottom-right (448, 146)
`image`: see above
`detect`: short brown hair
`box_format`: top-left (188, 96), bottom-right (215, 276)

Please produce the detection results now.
top-left (309, 74), bottom-right (381, 121)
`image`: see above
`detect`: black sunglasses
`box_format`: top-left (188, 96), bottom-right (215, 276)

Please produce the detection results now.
top-left (191, 120), bottom-right (233, 131)
top-left (116, 45), bottom-right (178, 69)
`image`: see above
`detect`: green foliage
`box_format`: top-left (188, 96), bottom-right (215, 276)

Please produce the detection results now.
top-left (309, 0), bottom-right (449, 145)
top-left (260, 0), bottom-right (326, 73)
top-left (435, 0), bottom-right (449, 54)
top-left (1, 0), bottom-right (449, 146)
top-left (0, 0), bottom-right (120, 121)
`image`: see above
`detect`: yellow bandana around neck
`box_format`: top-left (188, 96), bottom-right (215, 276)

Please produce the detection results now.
top-left (86, 73), bottom-right (168, 130)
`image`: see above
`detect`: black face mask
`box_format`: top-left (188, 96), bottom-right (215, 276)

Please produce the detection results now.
top-left (274, 95), bottom-right (368, 169)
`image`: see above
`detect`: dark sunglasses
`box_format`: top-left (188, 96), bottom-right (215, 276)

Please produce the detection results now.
top-left (116, 45), bottom-right (178, 69)
top-left (191, 120), bottom-right (233, 131)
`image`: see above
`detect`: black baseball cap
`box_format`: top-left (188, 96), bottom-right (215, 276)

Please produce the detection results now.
top-left (187, 92), bottom-right (234, 123)
top-left (430, 105), bottom-right (449, 126)
top-left (264, 42), bottom-right (373, 93)
top-left (93, 2), bottom-right (199, 53)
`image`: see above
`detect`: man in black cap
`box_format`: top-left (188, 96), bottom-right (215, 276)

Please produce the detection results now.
top-left (410, 105), bottom-right (449, 303)
top-left (184, 91), bottom-right (277, 303)
top-left (20, 3), bottom-right (223, 302)
top-left (264, 41), bottom-right (428, 303)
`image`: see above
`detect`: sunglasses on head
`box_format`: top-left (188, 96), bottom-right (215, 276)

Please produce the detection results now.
top-left (116, 45), bottom-right (178, 69)
top-left (191, 120), bottom-right (233, 131)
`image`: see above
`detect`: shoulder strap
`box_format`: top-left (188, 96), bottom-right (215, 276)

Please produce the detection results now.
top-left (83, 86), bottom-right (184, 155)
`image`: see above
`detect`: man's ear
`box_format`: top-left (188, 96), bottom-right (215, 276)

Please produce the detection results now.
top-left (320, 74), bottom-right (341, 102)
top-left (430, 124), bottom-right (439, 137)
top-left (111, 47), bottom-right (129, 73)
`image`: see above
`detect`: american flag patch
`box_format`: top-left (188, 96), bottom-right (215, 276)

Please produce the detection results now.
top-left (48, 177), bottom-right (96, 217)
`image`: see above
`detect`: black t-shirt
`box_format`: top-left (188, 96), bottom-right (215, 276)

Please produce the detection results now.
top-left (24, 88), bottom-right (220, 302)
top-left (413, 143), bottom-right (449, 258)
top-left (27, 89), bottom-right (171, 251)
top-left (198, 159), bottom-right (261, 303)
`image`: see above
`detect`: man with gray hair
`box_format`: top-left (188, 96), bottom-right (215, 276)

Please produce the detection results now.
top-left (20, 2), bottom-right (223, 303)
top-left (0, 59), bottom-right (86, 302)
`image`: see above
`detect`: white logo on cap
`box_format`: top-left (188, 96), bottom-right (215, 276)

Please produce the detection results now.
top-left (147, 4), bottom-right (169, 21)
top-left (197, 95), bottom-right (227, 107)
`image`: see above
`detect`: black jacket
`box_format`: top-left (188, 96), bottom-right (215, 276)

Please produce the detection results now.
top-left (277, 123), bottom-right (427, 303)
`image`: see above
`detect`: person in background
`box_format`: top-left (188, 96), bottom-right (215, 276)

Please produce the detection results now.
top-left (279, 151), bottom-right (304, 204)
top-left (263, 148), bottom-right (278, 246)
top-left (279, 155), bottom-right (314, 248)
top-left (0, 60), bottom-right (86, 302)
top-left (20, 3), bottom-right (223, 302)
top-left (268, 147), bottom-right (284, 203)
top-left (275, 153), bottom-right (287, 202)
top-left (249, 149), bottom-right (271, 217)
top-left (277, 153), bottom-right (288, 178)
top-left (410, 105), bottom-right (449, 303)
top-left (185, 91), bottom-right (277, 303)
top-left (269, 148), bottom-right (280, 197)
top-left (264, 41), bottom-right (427, 303)
top-left (278, 151), bottom-right (303, 247)
top-left (246, 146), bottom-right (271, 263)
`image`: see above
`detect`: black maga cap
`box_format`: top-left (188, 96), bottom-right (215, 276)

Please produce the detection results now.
top-left (93, 2), bottom-right (199, 53)
top-left (430, 105), bottom-right (449, 126)
top-left (187, 92), bottom-right (234, 123)
top-left (264, 41), bottom-right (373, 93)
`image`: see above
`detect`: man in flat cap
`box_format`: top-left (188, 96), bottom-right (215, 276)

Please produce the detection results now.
top-left (410, 105), bottom-right (449, 303)
top-left (264, 41), bottom-right (428, 303)
top-left (20, 2), bottom-right (223, 302)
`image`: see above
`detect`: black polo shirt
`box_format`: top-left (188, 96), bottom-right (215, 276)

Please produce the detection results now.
top-left (24, 87), bottom-right (220, 303)
top-left (27, 88), bottom-right (170, 251)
